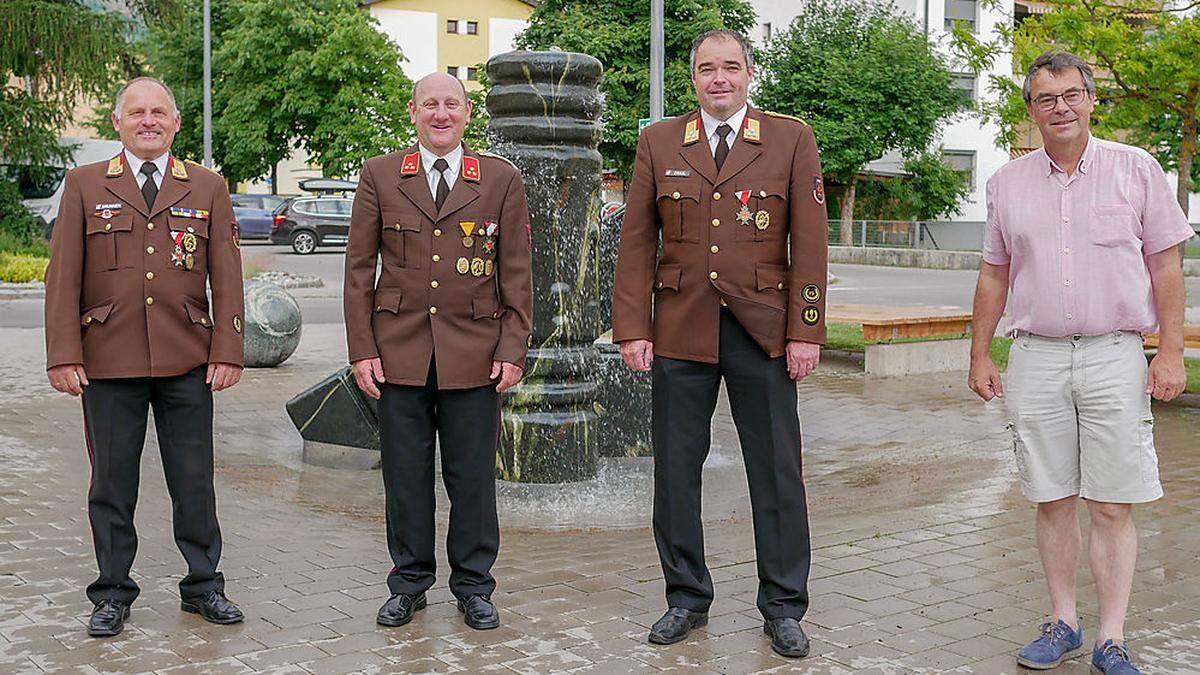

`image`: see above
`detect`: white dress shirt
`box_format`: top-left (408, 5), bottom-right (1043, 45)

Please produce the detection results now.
top-left (124, 149), bottom-right (168, 189)
top-left (420, 143), bottom-right (463, 199)
top-left (700, 105), bottom-right (747, 158)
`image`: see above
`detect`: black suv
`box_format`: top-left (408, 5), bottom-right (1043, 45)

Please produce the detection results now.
top-left (270, 195), bottom-right (355, 254)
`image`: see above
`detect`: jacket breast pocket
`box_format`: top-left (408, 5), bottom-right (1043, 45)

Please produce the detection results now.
top-left (657, 183), bottom-right (700, 243)
top-left (1090, 204), bottom-right (1137, 247)
top-left (167, 215), bottom-right (210, 272)
top-left (85, 214), bottom-right (134, 270)
top-left (383, 212), bottom-right (422, 268)
top-left (736, 181), bottom-right (787, 242)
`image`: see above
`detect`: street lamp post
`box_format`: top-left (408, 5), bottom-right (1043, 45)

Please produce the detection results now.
top-left (650, 0), bottom-right (664, 123)
top-left (203, 0), bottom-right (213, 168)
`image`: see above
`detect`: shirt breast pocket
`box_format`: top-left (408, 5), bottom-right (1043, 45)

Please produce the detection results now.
top-left (167, 216), bottom-right (209, 271)
top-left (736, 181), bottom-right (787, 242)
top-left (1090, 204), bottom-right (1138, 248)
top-left (657, 183), bottom-right (700, 243)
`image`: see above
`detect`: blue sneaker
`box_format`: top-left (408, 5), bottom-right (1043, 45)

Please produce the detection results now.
top-left (1017, 619), bottom-right (1084, 669)
top-left (1090, 640), bottom-right (1140, 674)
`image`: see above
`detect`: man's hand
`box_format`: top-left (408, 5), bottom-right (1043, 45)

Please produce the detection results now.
top-left (48, 364), bottom-right (88, 396)
top-left (206, 363), bottom-right (243, 392)
top-left (491, 361), bottom-right (524, 392)
top-left (968, 356), bottom-right (1004, 401)
top-left (1146, 351), bottom-right (1186, 402)
top-left (619, 339), bottom-right (654, 372)
top-left (352, 357), bottom-right (386, 400)
top-left (786, 341), bottom-right (820, 381)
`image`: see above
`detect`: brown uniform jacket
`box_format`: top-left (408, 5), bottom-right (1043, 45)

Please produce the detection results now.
top-left (343, 144), bottom-right (533, 389)
top-left (612, 107), bottom-right (829, 362)
top-left (44, 153), bottom-right (245, 378)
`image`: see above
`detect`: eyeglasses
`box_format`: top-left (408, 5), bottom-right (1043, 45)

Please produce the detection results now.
top-left (1032, 88), bottom-right (1088, 112)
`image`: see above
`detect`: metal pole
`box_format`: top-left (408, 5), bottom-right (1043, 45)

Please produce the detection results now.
top-left (649, 0), bottom-right (664, 122)
top-left (203, 0), bottom-right (213, 168)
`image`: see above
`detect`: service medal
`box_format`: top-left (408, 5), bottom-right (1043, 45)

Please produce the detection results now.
top-left (737, 205), bottom-right (753, 226)
top-left (101, 209), bottom-right (113, 220)
top-left (755, 210), bottom-right (770, 231)
top-left (184, 253), bottom-right (194, 270)
top-left (802, 284), bottom-right (822, 303)
top-left (470, 257), bottom-right (484, 277)
top-left (456, 257), bottom-right (470, 275)
top-left (182, 232), bottom-right (197, 253)
top-left (484, 259), bottom-right (494, 276)
top-left (482, 237), bottom-right (496, 255)
top-left (462, 235), bottom-right (474, 248)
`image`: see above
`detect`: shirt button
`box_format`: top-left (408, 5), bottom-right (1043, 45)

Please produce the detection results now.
top-left (672, 191), bottom-right (681, 199)
top-left (430, 280), bottom-right (439, 288)
top-left (710, 245), bottom-right (719, 254)
top-left (84, 316), bottom-right (93, 325)
top-left (429, 306), bottom-right (438, 315)
top-left (433, 228), bottom-right (442, 237)
top-left (432, 254), bottom-right (441, 262)
top-left (145, 271), bottom-right (154, 280)
top-left (1067, 313), bottom-right (1073, 320)
top-left (1064, 247), bottom-right (1071, 254)
top-left (777, 282), bottom-right (785, 290)
top-left (711, 218), bottom-right (720, 227)
top-left (145, 296), bottom-right (154, 305)
top-left (709, 271), bottom-right (719, 280)
top-left (146, 245), bottom-right (155, 254)
top-left (713, 192), bottom-right (722, 201)
top-left (1062, 216), bottom-right (1069, 223)
top-left (147, 222), bottom-right (155, 230)
top-left (1064, 280), bottom-right (1071, 286)
top-left (104, 223), bottom-right (111, 231)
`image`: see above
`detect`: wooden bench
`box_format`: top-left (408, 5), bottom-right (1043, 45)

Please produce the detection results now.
top-left (1142, 325), bottom-right (1200, 350)
top-left (826, 303), bottom-right (973, 343)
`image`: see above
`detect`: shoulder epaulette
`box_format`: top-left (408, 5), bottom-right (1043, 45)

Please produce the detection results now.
top-left (183, 159), bottom-right (222, 177)
top-left (478, 150), bottom-right (517, 169)
top-left (763, 110), bottom-right (808, 125)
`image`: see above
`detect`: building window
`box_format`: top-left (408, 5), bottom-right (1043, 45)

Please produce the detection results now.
top-left (447, 66), bottom-right (459, 77)
top-left (447, 19), bottom-right (458, 34)
top-left (763, 22), bottom-right (772, 42)
top-left (466, 67), bottom-right (478, 81)
top-left (467, 21), bottom-right (478, 35)
top-left (944, 0), bottom-right (977, 32)
top-left (950, 73), bottom-right (976, 103)
top-left (943, 150), bottom-right (976, 188)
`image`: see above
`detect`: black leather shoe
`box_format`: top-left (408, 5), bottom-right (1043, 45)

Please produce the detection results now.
top-left (376, 593), bottom-right (426, 627)
top-left (648, 607), bottom-right (708, 645)
top-left (456, 595), bottom-right (500, 630)
top-left (180, 590), bottom-right (244, 625)
top-left (88, 599), bottom-right (130, 637)
top-left (764, 617), bottom-right (810, 658)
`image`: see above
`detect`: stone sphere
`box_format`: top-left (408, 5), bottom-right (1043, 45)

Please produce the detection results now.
top-left (242, 280), bottom-right (302, 367)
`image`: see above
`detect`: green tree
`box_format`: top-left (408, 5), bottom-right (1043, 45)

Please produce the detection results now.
top-left (855, 151), bottom-right (974, 222)
top-left (754, 0), bottom-right (967, 244)
top-left (138, 0), bottom-right (413, 189)
top-left (515, 0), bottom-right (756, 179)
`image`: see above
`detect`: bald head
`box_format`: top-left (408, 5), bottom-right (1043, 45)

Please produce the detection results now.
top-left (412, 72), bottom-right (469, 106)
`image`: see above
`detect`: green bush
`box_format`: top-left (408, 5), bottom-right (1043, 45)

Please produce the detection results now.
top-left (0, 252), bottom-right (49, 282)
top-left (0, 179), bottom-right (49, 255)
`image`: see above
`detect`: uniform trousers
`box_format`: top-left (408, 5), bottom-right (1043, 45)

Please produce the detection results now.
top-left (378, 361), bottom-right (501, 600)
top-left (652, 308), bottom-right (811, 620)
top-left (80, 366), bottom-right (224, 606)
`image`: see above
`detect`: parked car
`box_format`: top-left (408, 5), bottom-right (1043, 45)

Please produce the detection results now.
top-left (270, 195), bottom-right (354, 254)
top-left (231, 193), bottom-right (290, 240)
top-left (6, 137), bottom-right (125, 238)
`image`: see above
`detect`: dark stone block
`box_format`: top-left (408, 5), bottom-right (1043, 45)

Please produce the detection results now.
top-left (285, 367), bottom-right (381, 469)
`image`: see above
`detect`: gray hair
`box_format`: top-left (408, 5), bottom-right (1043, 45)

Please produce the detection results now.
top-left (1021, 51), bottom-right (1096, 103)
top-left (113, 76), bottom-right (180, 117)
top-left (689, 29), bottom-right (755, 73)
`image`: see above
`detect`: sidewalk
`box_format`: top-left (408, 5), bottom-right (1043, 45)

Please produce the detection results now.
top-left (1, 324), bottom-right (1198, 674)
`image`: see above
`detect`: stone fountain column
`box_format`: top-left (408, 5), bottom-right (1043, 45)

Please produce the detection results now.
top-left (486, 50), bottom-right (605, 483)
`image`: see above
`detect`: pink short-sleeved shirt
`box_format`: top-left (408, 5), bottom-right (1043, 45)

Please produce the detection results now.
top-left (983, 136), bottom-right (1195, 337)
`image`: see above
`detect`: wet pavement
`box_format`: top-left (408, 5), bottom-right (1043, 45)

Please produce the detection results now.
top-left (1, 316), bottom-right (1199, 673)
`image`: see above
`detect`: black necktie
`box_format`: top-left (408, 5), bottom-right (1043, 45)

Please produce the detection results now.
top-left (714, 123), bottom-right (732, 171)
top-left (140, 162), bottom-right (159, 210)
top-left (432, 158), bottom-right (450, 212)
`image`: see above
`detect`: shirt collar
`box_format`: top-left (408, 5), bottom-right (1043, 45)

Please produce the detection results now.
top-left (700, 105), bottom-right (748, 143)
top-left (123, 149), bottom-right (169, 178)
top-left (419, 143), bottom-right (463, 175)
top-left (1042, 135), bottom-right (1095, 177)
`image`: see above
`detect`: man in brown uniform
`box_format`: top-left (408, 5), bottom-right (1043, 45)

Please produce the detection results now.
top-left (612, 30), bottom-right (827, 657)
top-left (344, 72), bottom-right (532, 631)
top-left (44, 77), bottom-right (246, 637)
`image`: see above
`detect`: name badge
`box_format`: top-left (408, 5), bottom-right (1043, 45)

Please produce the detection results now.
top-left (665, 169), bottom-right (692, 178)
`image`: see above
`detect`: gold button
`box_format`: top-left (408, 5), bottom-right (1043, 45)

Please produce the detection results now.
top-left (429, 306), bottom-right (438, 315)
top-left (711, 218), bottom-right (720, 227)
top-left (375, 305), bottom-right (382, 311)
top-left (430, 280), bottom-right (439, 288)
top-left (145, 296), bottom-right (154, 305)
top-left (657, 281), bottom-right (664, 288)
top-left (104, 223), bottom-right (111, 231)
top-left (393, 223), bottom-right (401, 230)
top-left (672, 191), bottom-right (681, 199)
top-left (710, 245), bottom-right (719, 254)
top-left (432, 254), bottom-right (441, 262)
top-left (759, 190), bottom-right (766, 198)
top-left (777, 282), bottom-right (785, 290)
top-left (146, 246), bottom-right (155, 254)
top-left (84, 316), bottom-right (93, 325)
top-left (709, 271), bottom-right (719, 280)
top-left (434, 228), bottom-right (442, 237)
top-left (713, 192), bottom-right (722, 201)
top-left (187, 226), bottom-right (195, 233)
top-left (200, 318), bottom-right (208, 325)
top-left (147, 222), bottom-right (155, 230)
top-left (492, 312), bottom-right (499, 319)
top-left (720, 298), bottom-right (728, 307)
top-left (146, 272), bottom-right (154, 280)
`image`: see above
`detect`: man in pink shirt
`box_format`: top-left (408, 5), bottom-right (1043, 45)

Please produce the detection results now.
top-left (969, 52), bottom-right (1194, 674)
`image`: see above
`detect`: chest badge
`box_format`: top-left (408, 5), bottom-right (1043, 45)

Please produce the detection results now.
top-left (755, 209), bottom-right (770, 231)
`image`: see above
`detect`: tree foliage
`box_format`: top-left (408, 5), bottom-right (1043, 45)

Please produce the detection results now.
top-left (753, 0), bottom-right (967, 240)
top-left (516, 0), bottom-right (756, 179)
top-left (855, 151), bottom-right (974, 221)
top-left (138, 0), bottom-right (413, 186)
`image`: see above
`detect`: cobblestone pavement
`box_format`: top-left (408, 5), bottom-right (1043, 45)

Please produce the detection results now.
top-left (1, 323), bottom-right (1198, 674)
